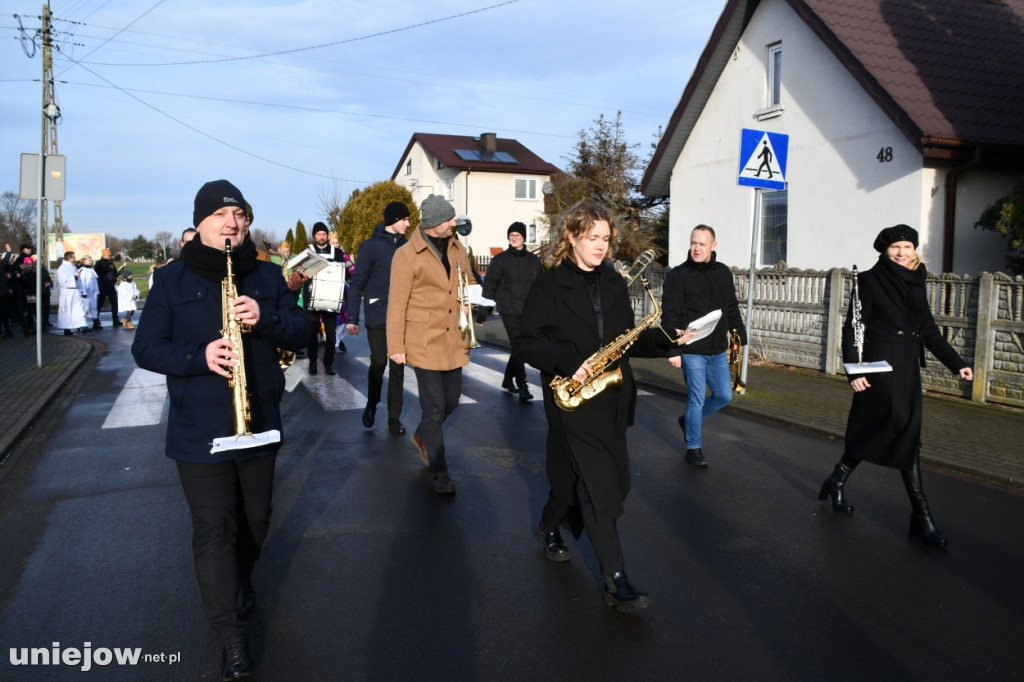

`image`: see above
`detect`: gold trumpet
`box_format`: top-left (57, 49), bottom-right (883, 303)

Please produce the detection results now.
top-left (456, 261), bottom-right (481, 349)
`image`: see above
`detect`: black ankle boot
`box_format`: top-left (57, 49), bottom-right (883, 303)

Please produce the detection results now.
top-left (909, 511), bottom-right (948, 547)
top-left (602, 571), bottom-right (652, 612)
top-left (902, 461), bottom-right (948, 548)
top-left (534, 524), bottom-right (570, 562)
top-left (818, 463), bottom-right (855, 514)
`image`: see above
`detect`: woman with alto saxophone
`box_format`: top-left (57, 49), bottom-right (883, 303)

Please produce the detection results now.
top-left (818, 225), bottom-right (973, 548)
top-left (132, 180), bottom-right (310, 680)
top-left (517, 200), bottom-right (690, 611)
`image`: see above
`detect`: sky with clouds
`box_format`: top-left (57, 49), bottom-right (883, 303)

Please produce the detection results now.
top-left (1, 0), bottom-right (726, 242)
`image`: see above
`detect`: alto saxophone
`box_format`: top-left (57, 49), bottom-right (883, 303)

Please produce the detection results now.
top-left (457, 261), bottom-right (481, 349)
top-left (222, 240), bottom-right (253, 437)
top-left (551, 275), bottom-right (664, 412)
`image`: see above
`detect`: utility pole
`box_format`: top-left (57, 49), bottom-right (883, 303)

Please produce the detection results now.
top-left (41, 2), bottom-right (64, 241)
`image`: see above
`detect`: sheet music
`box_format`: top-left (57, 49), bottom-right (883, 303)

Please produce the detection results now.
top-left (287, 248), bottom-right (331, 279)
top-left (684, 309), bottom-right (722, 344)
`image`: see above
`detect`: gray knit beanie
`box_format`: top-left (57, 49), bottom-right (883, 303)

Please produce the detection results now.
top-left (419, 194), bottom-right (456, 230)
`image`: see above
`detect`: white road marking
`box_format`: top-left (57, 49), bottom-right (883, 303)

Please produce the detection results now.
top-left (101, 368), bottom-right (167, 428)
top-left (100, 346), bottom-right (651, 428)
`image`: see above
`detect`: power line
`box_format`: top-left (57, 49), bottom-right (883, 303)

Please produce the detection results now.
top-left (55, 0), bottom-right (165, 78)
top-left (58, 79), bottom-right (578, 140)
top-left (54, 47), bottom-right (374, 184)
top-left (78, 0), bottom-right (523, 67)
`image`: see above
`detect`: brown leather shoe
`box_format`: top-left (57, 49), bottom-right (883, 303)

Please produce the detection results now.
top-left (410, 432), bottom-right (429, 466)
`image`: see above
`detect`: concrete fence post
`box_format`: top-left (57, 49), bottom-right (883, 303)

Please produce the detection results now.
top-left (972, 272), bottom-right (995, 404)
top-left (824, 268), bottom-right (845, 375)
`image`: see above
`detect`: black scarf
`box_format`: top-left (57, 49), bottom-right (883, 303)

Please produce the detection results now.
top-left (873, 252), bottom-right (927, 331)
top-left (565, 259), bottom-right (603, 341)
top-left (180, 236), bottom-right (259, 283)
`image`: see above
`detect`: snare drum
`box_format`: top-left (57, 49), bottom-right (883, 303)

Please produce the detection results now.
top-left (307, 263), bottom-right (346, 312)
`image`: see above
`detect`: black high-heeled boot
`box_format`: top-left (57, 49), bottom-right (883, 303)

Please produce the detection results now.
top-left (902, 461), bottom-right (948, 548)
top-left (818, 460), bottom-right (856, 514)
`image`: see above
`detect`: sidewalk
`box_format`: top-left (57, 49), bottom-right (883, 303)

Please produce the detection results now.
top-left (476, 319), bottom-right (1024, 491)
top-left (0, 331), bottom-right (96, 461)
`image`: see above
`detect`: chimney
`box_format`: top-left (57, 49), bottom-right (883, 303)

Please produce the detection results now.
top-left (481, 132), bottom-right (497, 152)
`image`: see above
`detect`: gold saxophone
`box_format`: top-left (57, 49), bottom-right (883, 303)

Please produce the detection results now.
top-left (551, 275), bottom-right (665, 412)
top-left (222, 240), bottom-right (253, 437)
top-left (457, 261), bottom-right (481, 349)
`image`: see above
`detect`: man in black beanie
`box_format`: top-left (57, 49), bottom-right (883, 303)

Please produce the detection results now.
top-left (483, 221), bottom-right (542, 401)
top-left (132, 179), bottom-right (311, 681)
top-left (346, 201), bottom-right (411, 434)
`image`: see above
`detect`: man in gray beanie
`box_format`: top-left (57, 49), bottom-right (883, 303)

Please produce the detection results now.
top-left (387, 194), bottom-right (474, 494)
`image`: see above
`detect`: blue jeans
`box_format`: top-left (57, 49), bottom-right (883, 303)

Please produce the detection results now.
top-left (681, 352), bottom-right (732, 449)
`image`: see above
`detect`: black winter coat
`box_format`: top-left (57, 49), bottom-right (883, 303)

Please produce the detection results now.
top-left (481, 246), bottom-right (542, 317)
top-left (661, 253), bottom-right (746, 355)
top-left (347, 223), bottom-right (407, 329)
top-left (517, 260), bottom-right (671, 528)
top-left (842, 257), bottom-right (968, 469)
top-left (132, 257), bottom-right (311, 463)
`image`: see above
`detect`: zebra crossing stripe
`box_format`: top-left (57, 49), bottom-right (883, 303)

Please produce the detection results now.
top-left (101, 368), bottom-right (167, 429)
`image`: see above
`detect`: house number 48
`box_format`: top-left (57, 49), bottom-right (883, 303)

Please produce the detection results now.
top-left (877, 147), bottom-right (893, 163)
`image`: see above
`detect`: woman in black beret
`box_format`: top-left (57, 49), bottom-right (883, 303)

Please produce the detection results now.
top-left (818, 225), bottom-right (974, 547)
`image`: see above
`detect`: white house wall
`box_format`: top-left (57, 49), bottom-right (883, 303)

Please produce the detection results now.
top-left (667, 0), bottom-right (1009, 274)
top-left (396, 142), bottom-right (549, 259)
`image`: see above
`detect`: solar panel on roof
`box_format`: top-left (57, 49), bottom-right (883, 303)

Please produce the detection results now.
top-left (453, 149), bottom-right (518, 164)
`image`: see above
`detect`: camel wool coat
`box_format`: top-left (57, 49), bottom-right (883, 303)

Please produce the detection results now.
top-left (386, 226), bottom-right (472, 371)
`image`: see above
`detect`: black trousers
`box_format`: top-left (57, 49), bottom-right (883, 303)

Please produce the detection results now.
top-left (367, 327), bottom-right (404, 420)
top-left (97, 284), bottom-right (118, 325)
top-left (306, 311), bottom-right (337, 369)
top-left (176, 454), bottom-right (276, 646)
top-left (540, 465), bottom-right (625, 578)
top-left (412, 367), bottom-right (462, 473)
top-left (501, 315), bottom-right (527, 389)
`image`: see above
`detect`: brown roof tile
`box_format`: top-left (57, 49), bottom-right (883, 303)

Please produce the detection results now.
top-left (799, 0), bottom-right (1024, 146)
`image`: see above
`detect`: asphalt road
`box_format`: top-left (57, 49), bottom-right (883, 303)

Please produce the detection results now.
top-left (1, 329), bottom-right (1021, 681)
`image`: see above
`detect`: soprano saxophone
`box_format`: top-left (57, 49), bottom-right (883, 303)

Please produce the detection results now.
top-left (222, 240), bottom-right (253, 437)
top-left (551, 274), bottom-right (664, 412)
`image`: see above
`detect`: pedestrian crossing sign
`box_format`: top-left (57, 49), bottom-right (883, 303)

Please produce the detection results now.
top-left (738, 129), bottom-right (788, 190)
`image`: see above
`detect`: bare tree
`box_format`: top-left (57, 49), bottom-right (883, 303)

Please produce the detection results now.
top-left (154, 230), bottom-right (173, 261)
top-left (0, 191), bottom-right (37, 248)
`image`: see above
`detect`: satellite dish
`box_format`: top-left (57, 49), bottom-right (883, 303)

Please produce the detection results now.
top-left (541, 181), bottom-right (554, 196)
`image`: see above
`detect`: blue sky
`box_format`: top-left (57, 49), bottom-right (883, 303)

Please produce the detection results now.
top-left (1, 0), bottom-right (725, 242)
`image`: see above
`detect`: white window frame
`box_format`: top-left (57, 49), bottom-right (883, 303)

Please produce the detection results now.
top-left (757, 186), bottom-right (788, 266)
top-left (443, 177), bottom-right (455, 201)
top-left (514, 177), bottom-right (537, 200)
top-left (767, 42), bottom-right (782, 107)
top-left (405, 159), bottom-right (412, 175)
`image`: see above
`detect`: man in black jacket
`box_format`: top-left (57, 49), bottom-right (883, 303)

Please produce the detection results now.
top-left (132, 179), bottom-right (310, 680)
top-left (94, 248), bottom-right (121, 327)
top-left (661, 225), bottom-right (746, 467)
top-left (482, 221), bottom-right (542, 401)
top-left (346, 201), bottom-right (410, 434)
